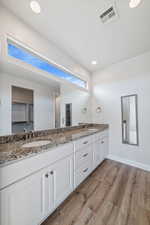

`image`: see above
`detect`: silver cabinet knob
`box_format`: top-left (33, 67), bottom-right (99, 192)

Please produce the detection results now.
top-left (45, 173), bottom-right (49, 178)
top-left (83, 153), bottom-right (88, 157)
top-left (50, 171), bottom-right (54, 175)
top-left (83, 168), bottom-right (88, 173)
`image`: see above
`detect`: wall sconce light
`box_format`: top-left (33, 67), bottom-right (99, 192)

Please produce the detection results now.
top-left (129, 0), bottom-right (142, 8)
top-left (96, 106), bottom-right (102, 113)
top-left (82, 107), bottom-right (87, 114)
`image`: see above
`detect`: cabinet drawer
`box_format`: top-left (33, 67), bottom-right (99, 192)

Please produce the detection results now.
top-left (94, 130), bottom-right (109, 142)
top-left (74, 136), bottom-right (92, 152)
top-left (75, 145), bottom-right (92, 170)
top-left (74, 161), bottom-right (92, 188)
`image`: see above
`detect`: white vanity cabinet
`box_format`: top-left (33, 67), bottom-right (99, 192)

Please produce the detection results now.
top-left (0, 167), bottom-right (47, 225)
top-left (93, 140), bottom-right (103, 169)
top-left (74, 136), bottom-right (93, 188)
top-left (101, 136), bottom-right (109, 159)
top-left (0, 129), bottom-right (109, 225)
top-left (52, 155), bottom-right (74, 209)
top-left (93, 131), bottom-right (109, 170)
top-left (0, 144), bottom-right (74, 225)
top-left (42, 155), bottom-right (74, 219)
top-left (74, 130), bottom-right (109, 188)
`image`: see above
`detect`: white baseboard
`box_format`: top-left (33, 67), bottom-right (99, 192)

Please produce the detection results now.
top-left (107, 154), bottom-right (150, 172)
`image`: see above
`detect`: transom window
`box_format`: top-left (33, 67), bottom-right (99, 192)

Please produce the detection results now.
top-left (7, 41), bottom-right (87, 89)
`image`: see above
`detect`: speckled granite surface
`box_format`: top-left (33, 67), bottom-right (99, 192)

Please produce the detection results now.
top-left (0, 124), bottom-right (108, 167)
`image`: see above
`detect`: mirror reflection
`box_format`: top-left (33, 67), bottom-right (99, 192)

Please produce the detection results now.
top-left (0, 74), bottom-right (90, 136)
top-left (12, 86), bottom-right (34, 133)
top-left (121, 95), bottom-right (139, 146)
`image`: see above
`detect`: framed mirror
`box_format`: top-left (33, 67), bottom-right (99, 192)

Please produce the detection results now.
top-left (121, 94), bottom-right (139, 146)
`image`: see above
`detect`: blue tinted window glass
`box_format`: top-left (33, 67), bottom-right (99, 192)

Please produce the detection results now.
top-left (8, 43), bottom-right (86, 88)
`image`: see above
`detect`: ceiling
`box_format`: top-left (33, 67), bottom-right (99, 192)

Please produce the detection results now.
top-left (1, 0), bottom-right (150, 72)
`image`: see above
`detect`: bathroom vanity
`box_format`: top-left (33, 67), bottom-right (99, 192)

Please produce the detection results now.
top-left (0, 125), bottom-right (109, 225)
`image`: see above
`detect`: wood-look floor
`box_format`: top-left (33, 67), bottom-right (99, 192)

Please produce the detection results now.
top-left (42, 160), bottom-right (150, 225)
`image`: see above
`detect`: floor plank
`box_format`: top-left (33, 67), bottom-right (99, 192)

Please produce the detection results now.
top-left (42, 160), bottom-right (150, 225)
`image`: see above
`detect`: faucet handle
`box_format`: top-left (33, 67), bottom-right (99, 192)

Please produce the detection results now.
top-left (24, 128), bottom-right (27, 133)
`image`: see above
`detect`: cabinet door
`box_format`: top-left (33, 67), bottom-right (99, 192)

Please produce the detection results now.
top-left (93, 140), bottom-right (103, 169)
top-left (0, 168), bottom-right (53, 225)
top-left (42, 169), bottom-right (54, 217)
top-left (52, 155), bottom-right (74, 208)
top-left (100, 136), bottom-right (109, 159)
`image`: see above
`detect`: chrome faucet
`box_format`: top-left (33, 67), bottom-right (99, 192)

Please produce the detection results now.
top-left (23, 129), bottom-right (34, 141)
top-left (24, 128), bottom-right (27, 133)
top-left (29, 130), bottom-right (34, 140)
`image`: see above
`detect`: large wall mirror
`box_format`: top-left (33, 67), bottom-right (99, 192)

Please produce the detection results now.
top-left (121, 94), bottom-right (139, 146)
top-left (0, 77), bottom-right (90, 136)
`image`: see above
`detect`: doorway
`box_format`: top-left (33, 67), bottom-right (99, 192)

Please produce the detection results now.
top-left (65, 103), bottom-right (72, 127)
top-left (12, 86), bottom-right (34, 133)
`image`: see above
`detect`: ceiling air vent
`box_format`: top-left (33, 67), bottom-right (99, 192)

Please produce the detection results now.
top-left (100, 5), bottom-right (118, 24)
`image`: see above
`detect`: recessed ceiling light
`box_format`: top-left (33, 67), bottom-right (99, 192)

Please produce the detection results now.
top-left (30, 1), bottom-right (41, 14)
top-left (129, 0), bottom-right (142, 8)
top-left (91, 60), bottom-right (97, 65)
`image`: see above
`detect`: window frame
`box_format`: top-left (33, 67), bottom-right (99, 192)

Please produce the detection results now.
top-left (7, 38), bottom-right (87, 89)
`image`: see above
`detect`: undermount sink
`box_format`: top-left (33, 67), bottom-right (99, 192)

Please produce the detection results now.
top-left (88, 129), bottom-right (99, 132)
top-left (22, 140), bottom-right (52, 148)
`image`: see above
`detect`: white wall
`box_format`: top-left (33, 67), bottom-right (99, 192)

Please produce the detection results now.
top-left (0, 6), bottom-right (90, 85)
top-left (92, 51), bottom-right (150, 167)
top-left (60, 85), bottom-right (92, 127)
top-left (0, 73), bottom-right (55, 136)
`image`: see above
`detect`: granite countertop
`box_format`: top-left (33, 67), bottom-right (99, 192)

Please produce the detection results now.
top-left (0, 124), bottom-right (108, 167)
